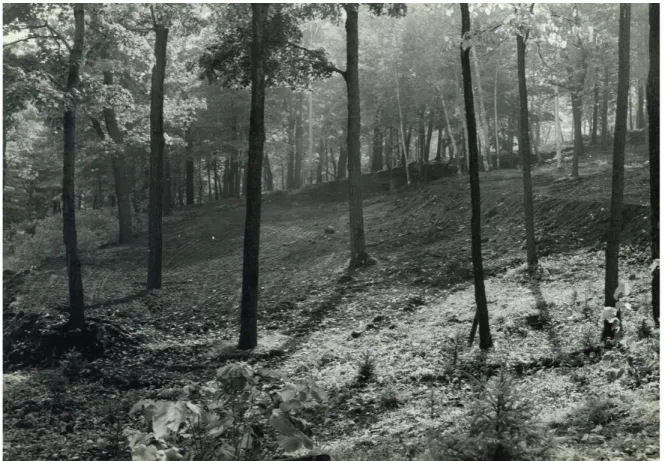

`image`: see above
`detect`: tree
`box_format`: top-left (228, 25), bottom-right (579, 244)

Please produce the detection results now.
top-left (62, 4), bottom-right (86, 330)
top-left (461, 3), bottom-right (492, 350)
top-left (147, 11), bottom-right (169, 290)
top-left (603, 4), bottom-right (631, 340)
top-left (647, 4), bottom-right (659, 326)
top-left (238, 4), bottom-right (269, 350)
top-left (516, 5), bottom-right (538, 268)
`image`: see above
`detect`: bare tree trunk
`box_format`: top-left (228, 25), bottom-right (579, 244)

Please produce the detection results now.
top-left (493, 52), bottom-right (501, 168)
top-left (471, 46), bottom-right (491, 170)
top-left (436, 86), bottom-right (460, 174)
top-left (648, 4), bottom-right (659, 325)
top-left (517, 31), bottom-right (538, 268)
top-left (555, 86), bottom-right (562, 168)
top-left (601, 65), bottom-right (610, 149)
top-left (461, 4), bottom-right (491, 350)
top-left (591, 82), bottom-right (599, 144)
top-left (603, 4), bottom-right (631, 340)
top-left (395, 70), bottom-right (411, 185)
top-left (147, 23), bottom-right (168, 290)
top-left (238, 3), bottom-right (268, 350)
top-left (62, 4), bottom-right (86, 329)
top-left (344, 4), bottom-right (371, 267)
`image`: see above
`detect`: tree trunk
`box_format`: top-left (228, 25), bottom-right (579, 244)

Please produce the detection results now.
top-left (198, 157), bottom-right (203, 204)
top-left (345, 5), bottom-right (371, 268)
top-left (264, 153), bottom-right (274, 191)
top-left (163, 153), bottom-right (171, 216)
top-left (603, 4), bottom-right (631, 340)
top-left (461, 4), bottom-right (491, 350)
top-left (471, 46), bottom-right (491, 170)
top-left (435, 126), bottom-right (442, 161)
top-left (217, 158), bottom-right (223, 200)
top-left (395, 71), bottom-right (411, 185)
top-left (517, 32), bottom-right (538, 268)
top-left (186, 145), bottom-right (194, 205)
top-left (286, 113), bottom-right (296, 188)
top-left (371, 127), bottom-right (383, 172)
top-left (62, 4), bottom-right (86, 329)
top-left (591, 82), bottom-right (599, 145)
top-left (554, 86), bottom-right (562, 168)
top-left (101, 70), bottom-right (133, 244)
top-left (648, 4), bottom-right (659, 325)
top-left (239, 4), bottom-right (268, 350)
top-left (571, 90), bottom-right (584, 178)
top-left (317, 136), bottom-right (324, 183)
top-left (636, 78), bottom-right (645, 129)
top-left (494, 54), bottom-right (500, 168)
top-left (147, 23), bottom-right (168, 290)
top-left (294, 94), bottom-right (304, 188)
top-left (337, 143), bottom-right (347, 180)
top-left (436, 86), bottom-right (460, 174)
top-left (601, 65), bottom-right (610, 149)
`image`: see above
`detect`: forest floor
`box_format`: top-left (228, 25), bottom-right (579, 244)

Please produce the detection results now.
top-left (3, 145), bottom-right (659, 461)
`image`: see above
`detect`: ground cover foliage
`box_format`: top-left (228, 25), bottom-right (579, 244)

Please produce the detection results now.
top-left (3, 145), bottom-right (658, 460)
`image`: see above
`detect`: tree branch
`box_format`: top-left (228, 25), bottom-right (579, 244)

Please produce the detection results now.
top-left (43, 22), bottom-right (72, 52)
top-left (3, 35), bottom-right (54, 48)
top-left (285, 41), bottom-right (347, 80)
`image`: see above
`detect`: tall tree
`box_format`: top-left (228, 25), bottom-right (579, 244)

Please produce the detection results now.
top-left (461, 3), bottom-right (491, 350)
top-left (647, 4), bottom-right (659, 326)
top-left (238, 3), bottom-right (268, 350)
top-left (516, 5), bottom-right (538, 268)
top-left (344, 4), bottom-right (371, 267)
top-left (62, 4), bottom-right (86, 330)
top-left (603, 4), bottom-right (631, 340)
top-left (147, 12), bottom-right (169, 290)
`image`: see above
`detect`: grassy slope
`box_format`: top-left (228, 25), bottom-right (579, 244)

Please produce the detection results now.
top-left (3, 148), bottom-right (658, 461)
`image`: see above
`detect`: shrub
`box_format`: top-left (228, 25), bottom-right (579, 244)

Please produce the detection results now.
top-left (60, 348), bottom-right (87, 382)
top-left (356, 351), bottom-right (375, 384)
top-left (4, 210), bottom-right (118, 271)
top-left (429, 367), bottom-right (551, 461)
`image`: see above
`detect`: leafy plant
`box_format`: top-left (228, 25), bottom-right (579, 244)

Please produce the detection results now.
top-left (127, 362), bottom-right (328, 461)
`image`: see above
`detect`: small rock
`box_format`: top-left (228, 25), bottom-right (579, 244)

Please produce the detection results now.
top-left (324, 226), bottom-right (335, 234)
top-left (629, 273), bottom-right (637, 280)
top-left (372, 315), bottom-right (386, 323)
top-left (350, 331), bottom-right (362, 339)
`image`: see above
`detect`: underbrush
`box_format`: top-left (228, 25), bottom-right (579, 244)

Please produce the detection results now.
top-left (4, 209), bottom-right (144, 271)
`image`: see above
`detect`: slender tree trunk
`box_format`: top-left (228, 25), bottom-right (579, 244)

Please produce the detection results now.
top-left (337, 143), bottom-right (347, 180)
top-left (604, 4), bottom-right (631, 340)
top-left (198, 157), bottom-right (203, 204)
top-left (217, 158), bottom-right (223, 200)
top-left (264, 153), bottom-right (274, 191)
top-left (294, 94), bottom-right (304, 188)
top-left (435, 126), bottom-right (442, 161)
top-left (239, 4), bottom-right (268, 350)
top-left (636, 79), bottom-right (645, 129)
top-left (207, 158), bottom-right (213, 202)
top-left (461, 4), bottom-right (491, 350)
top-left (101, 69), bottom-right (133, 243)
top-left (317, 136), bottom-right (324, 183)
top-left (493, 53), bottom-right (500, 168)
top-left (147, 23), bottom-right (168, 290)
top-left (345, 4), bottom-right (371, 267)
top-left (436, 86), bottom-right (460, 174)
top-left (555, 86), bottom-right (562, 168)
top-left (186, 143), bottom-right (194, 205)
top-left (471, 46), bottom-right (491, 170)
top-left (629, 87), bottom-right (633, 131)
top-left (163, 153), bottom-right (171, 216)
top-left (571, 90), bottom-right (584, 177)
top-left (648, 4), bottom-right (659, 325)
top-left (601, 65), bottom-right (610, 149)
top-left (591, 82), bottom-right (599, 145)
top-left (286, 113), bottom-right (296, 188)
top-left (395, 71), bottom-right (411, 185)
top-left (517, 32), bottom-right (538, 267)
top-left (371, 127), bottom-right (383, 172)
top-left (62, 4), bottom-right (86, 329)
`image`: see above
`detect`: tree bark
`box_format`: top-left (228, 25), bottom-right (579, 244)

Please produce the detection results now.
top-left (461, 4), bottom-right (491, 350)
top-left (571, 90), bottom-right (584, 177)
top-left (101, 70), bottom-right (133, 244)
top-left (517, 32), bottom-right (538, 268)
top-left (147, 23), bottom-right (168, 290)
top-left (471, 45), bottom-right (491, 170)
top-left (636, 78), bottom-right (645, 129)
top-left (239, 3), bottom-right (268, 351)
top-left (345, 5), bottom-right (371, 267)
top-left (601, 65), bottom-right (610, 149)
top-left (591, 82), bottom-right (599, 145)
top-left (62, 4), bottom-right (86, 329)
top-left (603, 4), bottom-right (631, 340)
top-left (337, 143), bottom-right (347, 180)
top-left (648, 4), bottom-right (659, 326)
